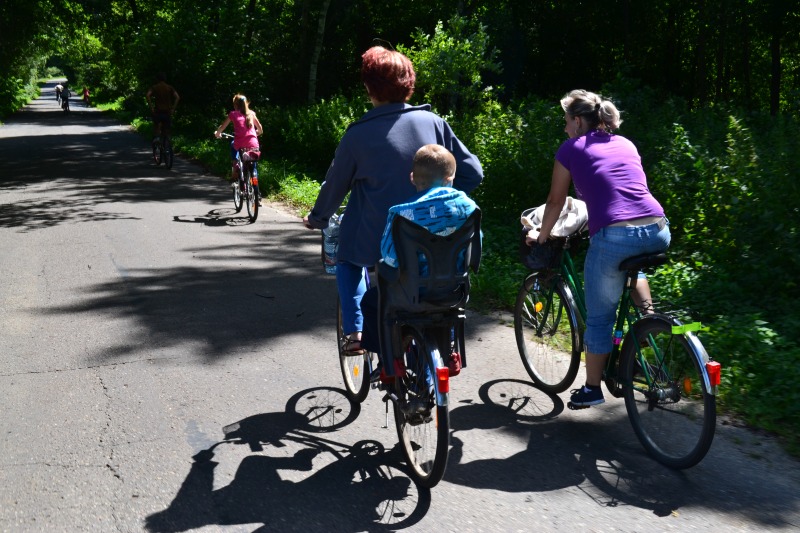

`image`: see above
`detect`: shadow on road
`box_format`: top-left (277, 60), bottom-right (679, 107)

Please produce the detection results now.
top-left (446, 378), bottom-right (799, 527)
top-left (1, 81), bottom-right (219, 232)
top-left (145, 387), bottom-right (431, 532)
top-left (44, 218), bottom-right (330, 363)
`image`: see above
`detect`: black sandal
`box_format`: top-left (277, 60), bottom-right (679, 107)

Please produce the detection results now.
top-left (343, 337), bottom-right (366, 355)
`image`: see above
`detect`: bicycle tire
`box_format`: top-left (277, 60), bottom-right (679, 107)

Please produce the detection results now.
top-left (152, 141), bottom-right (162, 165)
top-left (245, 169), bottom-right (258, 223)
top-left (233, 169), bottom-right (244, 213)
top-left (621, 314), bottom-right (716, 469)
top-left (164, 139), bottom-right (173, 169)
top-left (337, 295), bottom-right (370, 403)
top-left (393, 329), bottom-right (449, 488)
top-left (514, 272), bottom-right (581, 393)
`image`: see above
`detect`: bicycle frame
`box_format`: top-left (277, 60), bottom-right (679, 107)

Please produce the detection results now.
top-left (543, 237), bottom-right (696, 394)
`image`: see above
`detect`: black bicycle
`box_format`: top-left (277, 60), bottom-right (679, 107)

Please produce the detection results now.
top-left (373, 210), bottom-right (481, 488)
top-left (61, 91), bottom-right (71, 114)
top-left (219, 133), bottom-right (259, 223)
top-left (152, 134), bottom-right (174, 170)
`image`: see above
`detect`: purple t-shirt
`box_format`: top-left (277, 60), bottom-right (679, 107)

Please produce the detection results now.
top-left (555, 131), bottom-right (664, 236)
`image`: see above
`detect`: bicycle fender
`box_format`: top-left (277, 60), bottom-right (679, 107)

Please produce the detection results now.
top-left (658, 316), bottom-right (715, 396)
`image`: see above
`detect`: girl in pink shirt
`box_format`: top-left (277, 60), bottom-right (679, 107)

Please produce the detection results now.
top-left (214, 94), bottom-right (264, 180)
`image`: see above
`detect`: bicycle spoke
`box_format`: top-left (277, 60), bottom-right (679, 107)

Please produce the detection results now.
top-left (514, 274), bottom-right (580, 393)
top-left (393, 331), bottom-right (449, 488)
top-left (623, 315), bottom-right (716, 469)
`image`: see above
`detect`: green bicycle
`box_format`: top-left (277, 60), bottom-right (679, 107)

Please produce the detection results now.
top-left (513, 232), bottom-right (721, 469)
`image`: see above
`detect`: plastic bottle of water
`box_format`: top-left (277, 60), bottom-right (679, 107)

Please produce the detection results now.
top-left (322, 214), bottom-right (340, 275)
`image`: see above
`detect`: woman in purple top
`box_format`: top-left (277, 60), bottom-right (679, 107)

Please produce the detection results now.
top-left (303, 46), bottom-right (483, 355)
top-left (536, 89), bottom-right (671, 407)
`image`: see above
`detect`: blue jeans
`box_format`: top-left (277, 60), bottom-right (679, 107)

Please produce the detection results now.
top-left (336, 261), bottom-right (368, 335)
top-left (583, 219), bottom-right (671, 354)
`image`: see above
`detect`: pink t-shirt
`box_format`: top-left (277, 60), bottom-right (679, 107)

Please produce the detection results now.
top-left (555, 131), bottom-right (664, 236)
top-left (229, 110), bottom-right (259, 150)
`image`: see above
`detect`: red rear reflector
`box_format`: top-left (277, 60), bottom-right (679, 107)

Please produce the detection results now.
top-left (437, 367), bottom-right (450, 393)
top-left (706, 361), bottom-right (721, 386)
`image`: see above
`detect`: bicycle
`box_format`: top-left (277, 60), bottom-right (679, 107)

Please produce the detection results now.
top-left (513, 229), bottom-right (721, 469)
top-left (152, 134), bottom-right (174, 170)
top-left (61, 91), bottom-right (70, 114)
top-left (373, 210), bottom-right (481, 487)
top-left (218, 132), bottom-right (259, 223)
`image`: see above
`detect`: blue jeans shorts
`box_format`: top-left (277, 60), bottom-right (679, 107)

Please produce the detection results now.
top-left (583, 218), bottom-right (671, 354)
top-left (336, 260), bottom-right (368, 335)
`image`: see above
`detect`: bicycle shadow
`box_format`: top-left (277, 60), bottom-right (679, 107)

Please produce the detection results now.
top-left (447, 378), bottom-right (798, 524)
top-left (172, 208), bottom-right (253, 227)
top-left (145, 387), bottom-right (431, 532)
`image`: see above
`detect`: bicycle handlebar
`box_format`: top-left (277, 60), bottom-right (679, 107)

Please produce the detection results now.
top-left (216, 132), bottom-right (234, 138)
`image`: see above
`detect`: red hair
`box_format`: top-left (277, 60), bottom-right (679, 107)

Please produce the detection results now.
top-left (361, 46), bottom-right (416, 103)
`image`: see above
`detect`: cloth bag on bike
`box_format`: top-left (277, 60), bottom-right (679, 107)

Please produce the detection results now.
top-left (519, 196), bottom-right (587, 270)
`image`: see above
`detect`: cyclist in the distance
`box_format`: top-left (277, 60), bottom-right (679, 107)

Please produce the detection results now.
top-left (146, 73), bottom-right (180, 144)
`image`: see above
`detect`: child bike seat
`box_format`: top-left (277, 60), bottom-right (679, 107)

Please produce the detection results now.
top-left (376, 210), bottom-right (481, 369)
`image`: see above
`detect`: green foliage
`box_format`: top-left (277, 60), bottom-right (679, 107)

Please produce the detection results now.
top-left (399, 15), bottom-right (501, 116)
top-left (263, 96), bottom-right (368, 178)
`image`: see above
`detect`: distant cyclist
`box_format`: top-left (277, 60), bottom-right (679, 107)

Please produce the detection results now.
top-left (55, 83), bottom-right (64, 104)
top-left (146, 73), bottom-right (180, 143)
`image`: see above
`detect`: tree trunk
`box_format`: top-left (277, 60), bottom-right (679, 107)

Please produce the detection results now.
top-left (769, 32), bottom-right (781, 116)
top-left (308, 0), bottom-right (332, 103)
top-left (245, 0), bottom-right (257, 45)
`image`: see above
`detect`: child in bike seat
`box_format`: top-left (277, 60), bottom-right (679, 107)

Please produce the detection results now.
top-left (214, 94), bottom-right (264, 183)
top-left (357, 144), bottom-right (480, 357)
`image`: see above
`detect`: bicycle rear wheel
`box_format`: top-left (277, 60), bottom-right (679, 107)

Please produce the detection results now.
top-left (621, 314), bottom-right (716, 469)
top-left (245, 171), bottom-right (259, 223)
top-left (514, 272), bottom-right (581, 393)
top-left (337, 295), bottom-right (370, 403)
top-left (393, 329), bottom-right (449, 488)
top-left (152, 141), bottom-right (162, 165)
top-left (164, 138), bottom-right (173, 169)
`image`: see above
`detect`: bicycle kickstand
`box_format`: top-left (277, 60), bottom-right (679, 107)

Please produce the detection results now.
top-left (381, 391), bottom-right (397, 429)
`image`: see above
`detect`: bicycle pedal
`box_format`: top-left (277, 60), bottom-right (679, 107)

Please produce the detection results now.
top-left (567, 401), bottom-right (591, 410)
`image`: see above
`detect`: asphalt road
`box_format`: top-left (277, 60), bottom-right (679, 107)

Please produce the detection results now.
top-left (1, 81), bottom-right (798, 532)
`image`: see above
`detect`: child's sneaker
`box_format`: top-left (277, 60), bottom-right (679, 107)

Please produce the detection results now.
top-left (570, 385), bottom-right (605, 406)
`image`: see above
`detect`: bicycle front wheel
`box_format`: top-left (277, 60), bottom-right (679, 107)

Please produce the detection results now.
top-left (621, 314), bottom-right (716, 469)
top-left (152, 142), bottom-right (162, 165)
top-left (514, 273), bottom-right (581, 393)
top-left (337, 295), bottom-right (370, 403)
top-left (233, 174), bottom-right (243, 213)
top-left (393, 329), bottom-right (449, 488)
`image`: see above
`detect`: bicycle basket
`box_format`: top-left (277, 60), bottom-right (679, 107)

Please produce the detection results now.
top-left (519, 229), bottom-right (563, 270)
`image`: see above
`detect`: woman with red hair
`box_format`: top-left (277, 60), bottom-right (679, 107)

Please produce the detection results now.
top-left (304, 45), bottom-right (483, 355)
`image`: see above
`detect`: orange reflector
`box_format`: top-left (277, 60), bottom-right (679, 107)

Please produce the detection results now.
top-left (706, 361), bottom-right (721, 386)
top-left (353, 366), bottom-right (359, 377)
top-left (437, 367), bottom-right (450, 393)
top-left (534, 302), bottom-right (543, 313)
top-left (683, 376), bottom-right (692, 394)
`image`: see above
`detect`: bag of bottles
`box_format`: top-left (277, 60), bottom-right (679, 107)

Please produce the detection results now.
top-left (321, 214), bottom-right (340, 275)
